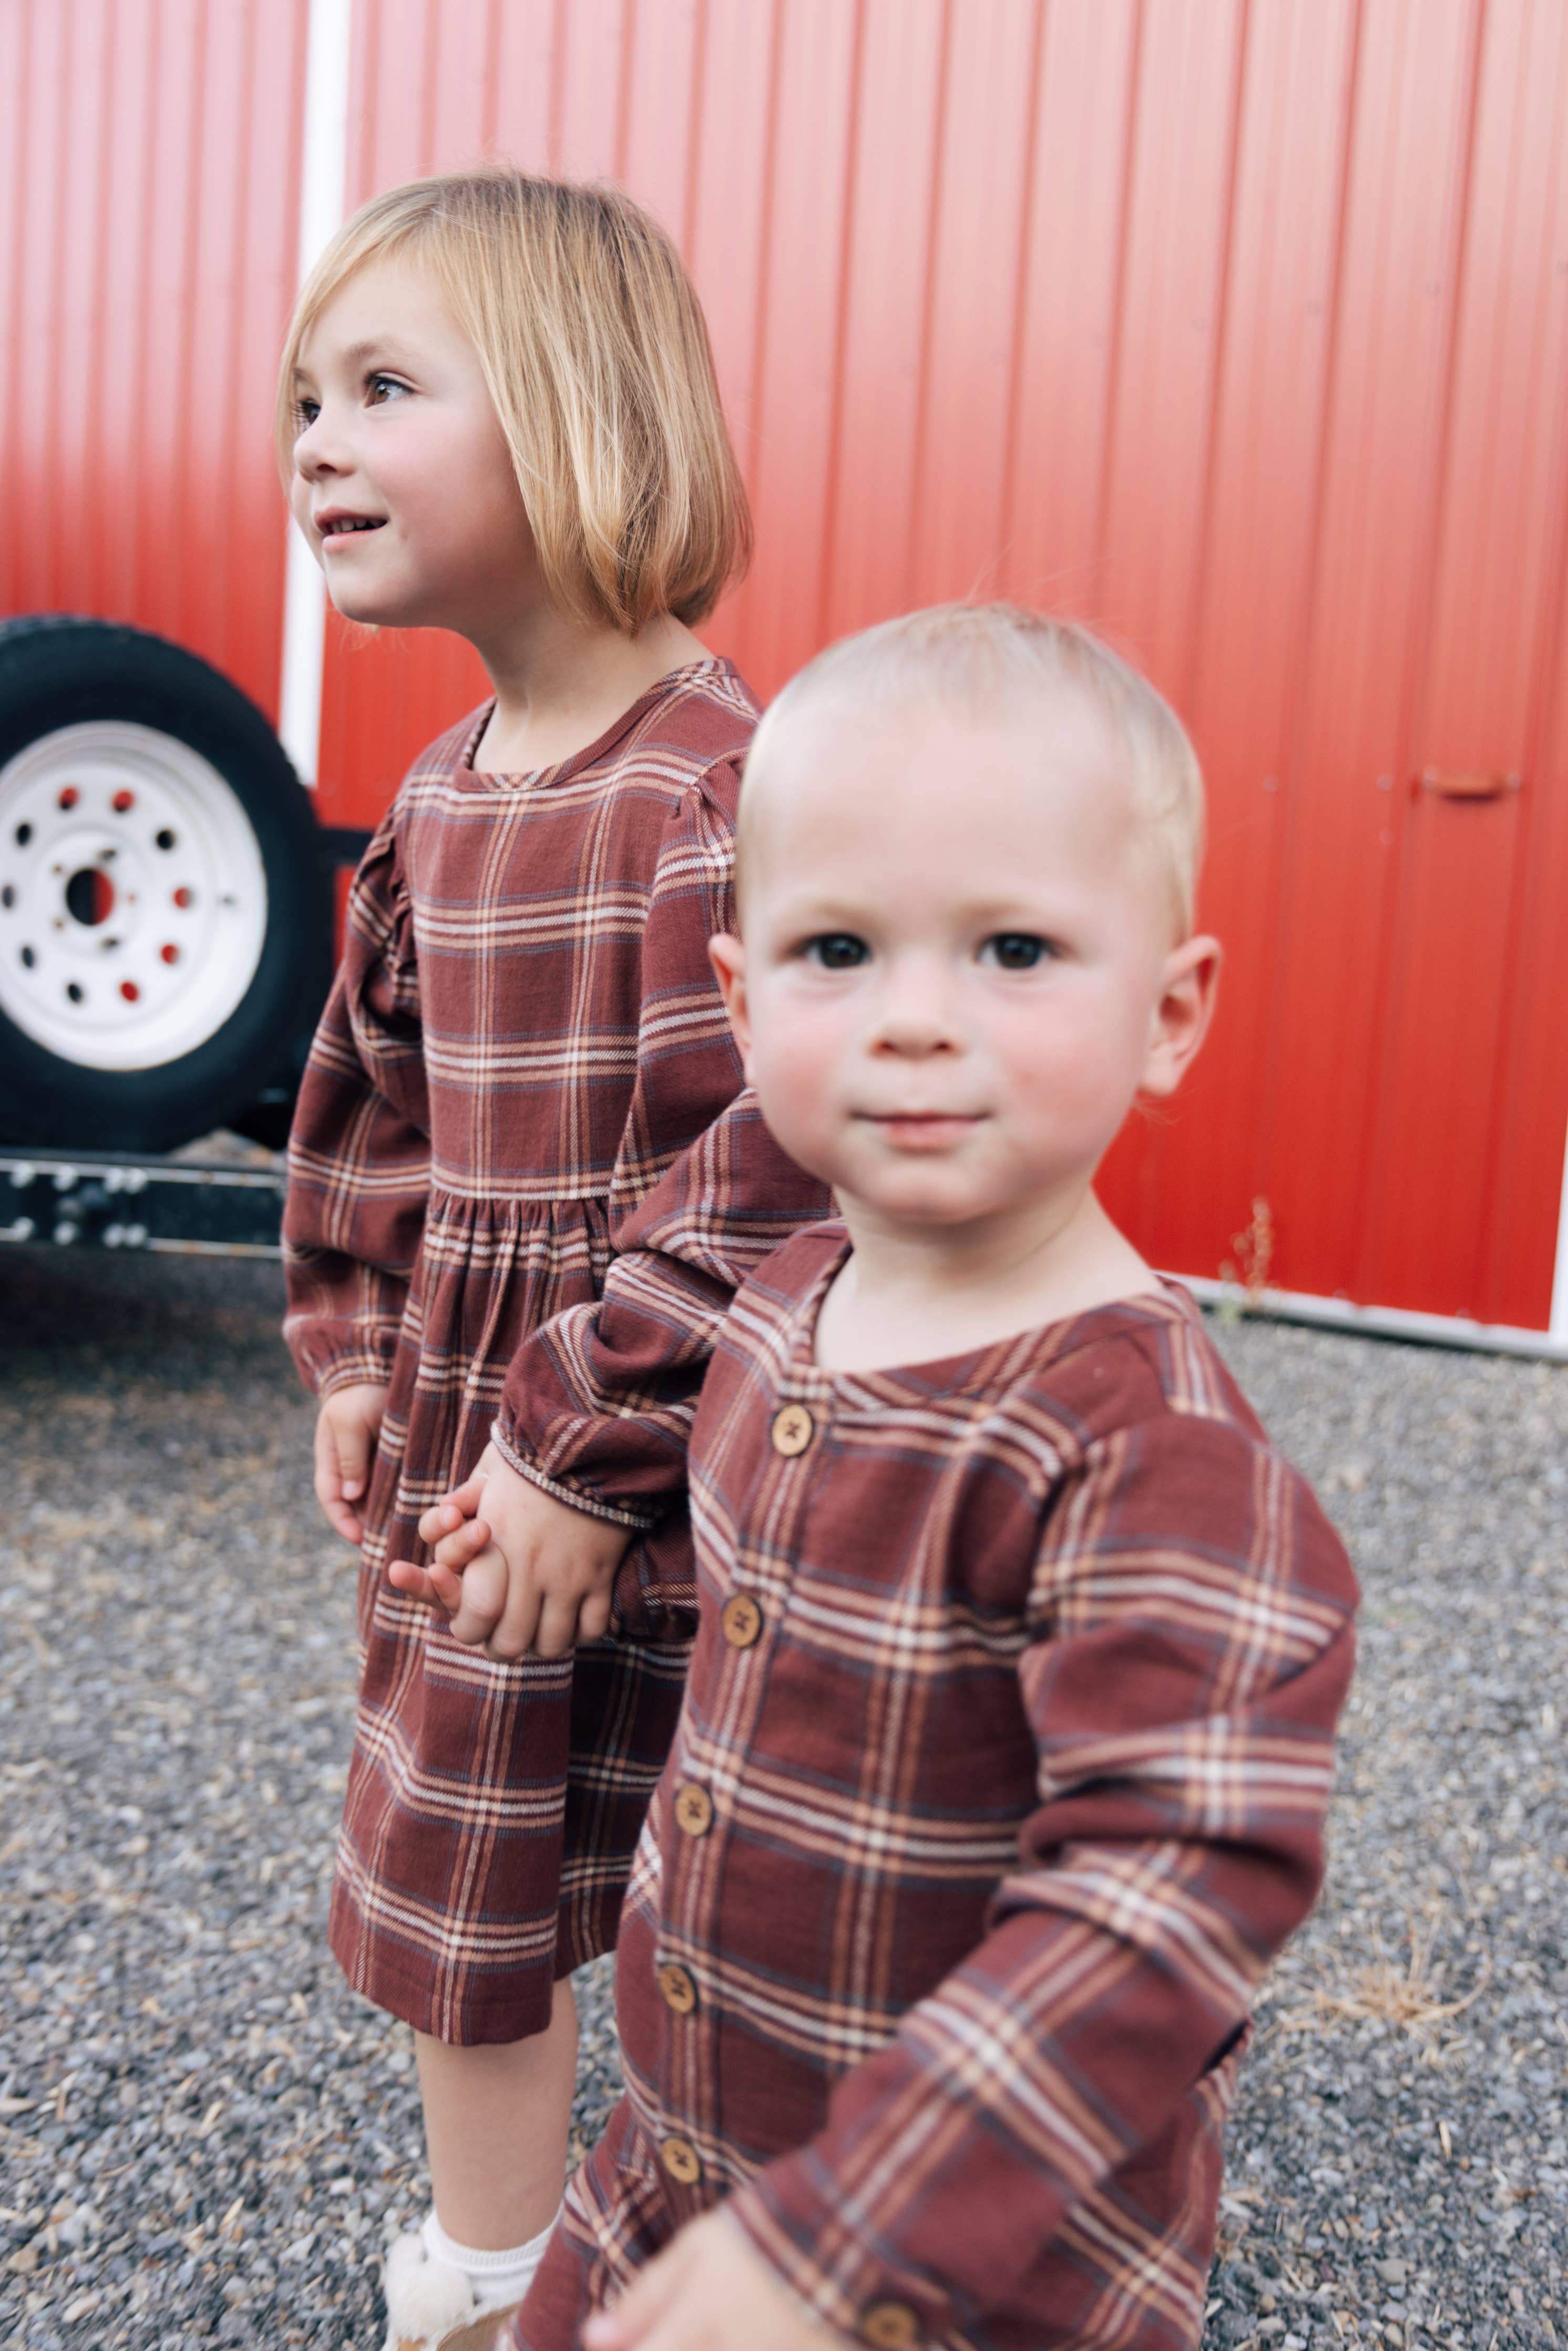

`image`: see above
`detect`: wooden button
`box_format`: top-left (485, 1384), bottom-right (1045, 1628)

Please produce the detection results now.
top-left (659, 2134), bottom-right (702, 2184)
top-left (859, 2302), bottom-right (921, 2350)
top-left (657, 1961), bottom-right (697, 2015)
top-left (673, 1781), bottom-right (714, 1837)
top-left (771, 1403), bottom-right (814, 1456)
top-left (721, 1592), bottom-right (763, 1649)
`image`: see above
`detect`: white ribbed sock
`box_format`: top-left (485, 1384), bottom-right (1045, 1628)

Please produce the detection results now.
top-left (419, 2205), bottom-right (562, 2310)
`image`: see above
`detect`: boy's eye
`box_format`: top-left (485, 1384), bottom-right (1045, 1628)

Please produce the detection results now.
top-left (804, 933), bottom-right (869, 970)
top-left (982, 932), bottom-right (1052, 970)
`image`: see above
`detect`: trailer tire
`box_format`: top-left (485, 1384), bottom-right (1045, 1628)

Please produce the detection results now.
top-left (0, 616), bottom-right (331, 1153)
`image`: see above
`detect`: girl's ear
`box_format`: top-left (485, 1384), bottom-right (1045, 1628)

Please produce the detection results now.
top-left (708, 934), bottom-right (754, 1076)
top-left (1140, 933), bottom-right (1221, 1100)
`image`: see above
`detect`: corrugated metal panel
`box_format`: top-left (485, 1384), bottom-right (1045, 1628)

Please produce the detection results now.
top-left (5, 0), bottom-right (1566, 1327)
top-left (309, 0), bottom-right (1568, 1331)
top-left (0, 0), bottom-right (309, 721)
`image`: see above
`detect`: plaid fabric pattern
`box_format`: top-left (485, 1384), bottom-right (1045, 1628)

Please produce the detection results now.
top-left (281, 660), bottom-right (828, 2044)
top-left (510, 1225), bottom-right (1357, 2351)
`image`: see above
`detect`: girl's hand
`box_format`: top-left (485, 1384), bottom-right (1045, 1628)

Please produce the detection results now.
top-left (403, 1445), bottom-right (632, 1658)
top-left (583, 2212), bottom-right (842, 2351)
top-left (313, 1381), bottom-right (391, 1546)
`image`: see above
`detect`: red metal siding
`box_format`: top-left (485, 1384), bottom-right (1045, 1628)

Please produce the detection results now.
top-left (5, 0), bottom-right (1567, 1328)
top-left (0, 0), bottom-right (309, 722)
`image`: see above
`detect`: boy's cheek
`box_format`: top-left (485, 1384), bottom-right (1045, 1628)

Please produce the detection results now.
top-left (747, 1029), bottom-right (850, 1181)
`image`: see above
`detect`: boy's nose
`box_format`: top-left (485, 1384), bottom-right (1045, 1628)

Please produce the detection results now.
top-left (868, 967), bottom-right (964, 1057)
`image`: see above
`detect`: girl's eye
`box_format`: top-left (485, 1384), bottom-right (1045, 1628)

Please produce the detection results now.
top-left (293, 398), bottom-right (320, 434)
top-left (983, 932), bottom-right (1052, 971)
top-left (366, 373), bottom-right (411, 406)
top-left (804, 933), bottom-right (870, 970)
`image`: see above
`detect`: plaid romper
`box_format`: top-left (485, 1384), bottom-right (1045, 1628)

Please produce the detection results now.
top-left (283, 660), bottom-right (826, 2045)
top-left (503, 1229), bottom-right (1358, 2351)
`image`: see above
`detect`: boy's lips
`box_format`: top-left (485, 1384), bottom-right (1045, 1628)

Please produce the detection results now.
top-left (858, 1110), bottom-right (986, 1150)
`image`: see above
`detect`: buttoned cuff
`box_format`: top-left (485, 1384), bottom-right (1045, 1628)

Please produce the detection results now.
top-left (725, 2161), bottom-right (956, 2351)
top-left (488, 1418), bottom-right (659, 1533)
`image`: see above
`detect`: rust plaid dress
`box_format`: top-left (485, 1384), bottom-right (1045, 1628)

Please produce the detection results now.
top-left (282, 658), bottom-right (824, 2046)
top-left (507, 1228), bottom-right (1358, 2351)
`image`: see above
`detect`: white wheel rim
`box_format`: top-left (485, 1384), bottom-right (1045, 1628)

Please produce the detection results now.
top-left (0, 720), bottom-right (269, 1072)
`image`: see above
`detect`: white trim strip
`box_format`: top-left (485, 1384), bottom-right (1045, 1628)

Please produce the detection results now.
top-left (277, 0), bottom-right (353, 788)
top-left (1180, 1274), bottom-right (1568, 1364)
top-left (1552, 1109), bottom-right (1568, 1344)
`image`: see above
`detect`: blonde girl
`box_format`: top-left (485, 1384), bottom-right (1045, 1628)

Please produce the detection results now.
top-left (279, 170), bottom-right (822, 2351)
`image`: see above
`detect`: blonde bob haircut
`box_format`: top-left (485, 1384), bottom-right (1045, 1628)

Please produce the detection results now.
top-left (276, 167), bottom-right (751, 633)
top-left (741, 603), bottom-right (1206, 939)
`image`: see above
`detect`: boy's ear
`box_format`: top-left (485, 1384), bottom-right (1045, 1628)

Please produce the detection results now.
top-left (708, 934), bottom-right (754, 1077)
top-left (1140, 933), bottom-right (1221, 1100)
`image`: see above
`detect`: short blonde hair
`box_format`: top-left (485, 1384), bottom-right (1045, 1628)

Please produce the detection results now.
top-left (276, 168), bottom-right (750, 633)
top-left (742, 603), bottom-right (1206, 936)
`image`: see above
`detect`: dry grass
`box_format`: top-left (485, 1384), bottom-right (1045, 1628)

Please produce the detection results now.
top-left (1275, 1913), bottom-right (1491, 2037)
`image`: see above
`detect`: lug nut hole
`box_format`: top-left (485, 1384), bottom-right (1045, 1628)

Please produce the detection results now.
top-left (155, 828), bottom-right (177, 850)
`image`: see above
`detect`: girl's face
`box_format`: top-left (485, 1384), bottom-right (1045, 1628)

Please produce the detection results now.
top-left (289, 259), bottom-right (539, 638)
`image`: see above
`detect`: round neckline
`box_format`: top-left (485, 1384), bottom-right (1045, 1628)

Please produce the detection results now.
top-left (458, 655), bottom-right (735, 788)
top-left (788, 1228), bottom-right (1191, 1403)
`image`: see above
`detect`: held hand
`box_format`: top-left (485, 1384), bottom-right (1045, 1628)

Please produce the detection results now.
top-left (583, 2212), bottom-right (841, 2351)
top-left (401, 1443), bottom-right (633, 1659)
top-left (313, 1381), bottom-right (391, 1546)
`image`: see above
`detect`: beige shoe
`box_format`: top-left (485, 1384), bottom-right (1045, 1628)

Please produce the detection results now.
top-left (383, 2229), bottom-right (520, 2351)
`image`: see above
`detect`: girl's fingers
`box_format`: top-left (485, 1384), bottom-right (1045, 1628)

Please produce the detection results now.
top-left (575, 1588), bottom-right (613, 1645)
top-left (534, 1592), bottom-right (581, 1660)
top-left (432, 1517), bottom-right (493, 1572)
top-left (448, 1551), bottom-right (510, 1647)
top-left (386, 1558), bottom-right (436, 1600)
top-left (417, 1498), bottom-right (464, 1544)
top-left (425, 1560), bottom-right (465, 1613)
top-left (487, 1565), bottom-right (544, 1661)
top-left (324, 1500), bottom-right (365, 1545)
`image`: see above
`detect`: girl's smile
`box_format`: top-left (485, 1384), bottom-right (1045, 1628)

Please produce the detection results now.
top-left (289, 260), bottom-right (540, 643)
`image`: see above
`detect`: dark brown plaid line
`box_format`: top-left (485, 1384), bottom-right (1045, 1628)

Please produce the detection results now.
top-left (506, 1225), bottom-right (1355, 2351)
top-left (282, 659), bottom-right (825, 2044)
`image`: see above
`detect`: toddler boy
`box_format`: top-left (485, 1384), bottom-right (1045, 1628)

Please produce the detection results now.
top-left (437, 606), bottom-right (1357, 2351)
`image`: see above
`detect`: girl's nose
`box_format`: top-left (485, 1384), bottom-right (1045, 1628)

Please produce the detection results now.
top-left (292, 408), bottom-right (345, 482)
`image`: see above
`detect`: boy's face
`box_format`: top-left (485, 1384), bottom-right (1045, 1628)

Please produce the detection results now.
top-left (289, 261), bottom-right (538, 637)
top-left (711, 689), bottom-right (1217, 1239)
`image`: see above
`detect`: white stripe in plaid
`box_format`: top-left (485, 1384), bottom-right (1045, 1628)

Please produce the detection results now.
top-left (281, 661), bottom-right (826, 2043)
top-left (515, 1225), bottom-right (1356, 2350)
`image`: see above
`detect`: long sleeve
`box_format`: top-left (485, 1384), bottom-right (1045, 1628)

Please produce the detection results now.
top-left (492, 782), bottom-right (829, 1526)
top-left (726, 1414), bottom-right (1357, 2340)
top-left (282, 810), bottom-right (430, 1396)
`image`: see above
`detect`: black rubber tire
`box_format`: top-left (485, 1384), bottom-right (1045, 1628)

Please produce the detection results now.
top-left (0, 616), bottom-right (332, 1153)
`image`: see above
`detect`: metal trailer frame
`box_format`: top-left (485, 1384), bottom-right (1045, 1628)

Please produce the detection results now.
top-left (1, 1148), bottom-right (284, 1259)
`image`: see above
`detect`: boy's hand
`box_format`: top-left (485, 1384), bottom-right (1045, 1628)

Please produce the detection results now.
top-left (583, 2212), bottom-right (843, 2351)
top-left (401, 1444), bottom-right (632, 1658)
top-left (313, 1381), bottom-right (391, 1546)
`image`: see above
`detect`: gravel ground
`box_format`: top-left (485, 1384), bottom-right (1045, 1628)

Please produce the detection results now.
top-left (0, 1249), bottom-right (1562, 2350)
